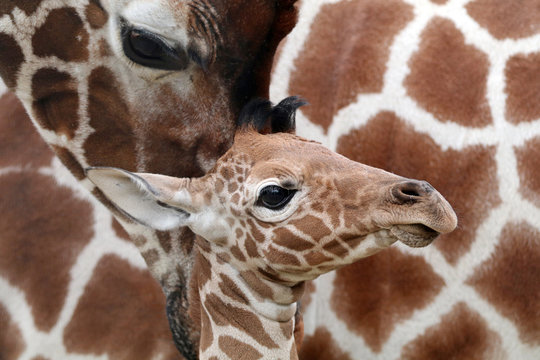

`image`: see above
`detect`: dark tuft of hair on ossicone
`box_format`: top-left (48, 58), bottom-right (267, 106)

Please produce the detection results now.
top-left (237, 96), bottom-right (307, 134)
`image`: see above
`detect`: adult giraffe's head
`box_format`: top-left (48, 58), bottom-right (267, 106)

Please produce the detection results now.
top-left (0, 1), bottom-right (298, 357)
top-left (0, 0), bottom-right (297, 177)
top-left (88, 98), bottom-right (457, 359)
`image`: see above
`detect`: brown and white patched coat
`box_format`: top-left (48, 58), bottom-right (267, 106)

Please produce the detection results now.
top-left (1, 0), bottom-right (540, 359)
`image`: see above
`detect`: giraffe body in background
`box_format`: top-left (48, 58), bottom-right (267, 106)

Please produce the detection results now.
top-left (0, 1), bottom-right (297, 359)
top-left (1, 0), bottom-right (540, 359)
top-left (270, 0), bottom-right (540, 358)
top-left (87, 98), bottom-right (457, 360)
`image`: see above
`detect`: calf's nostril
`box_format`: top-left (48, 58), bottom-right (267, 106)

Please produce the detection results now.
top-left (392, 181), bottom-right (433, 204)
top-left (402, 188), bottom-right (421, 197)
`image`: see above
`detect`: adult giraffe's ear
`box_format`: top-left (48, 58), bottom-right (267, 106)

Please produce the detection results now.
top-left (86, 167), bottom-right (196, 231)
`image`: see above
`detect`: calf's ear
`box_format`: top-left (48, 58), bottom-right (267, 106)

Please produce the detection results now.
top-left (86, 167), bottom-right (194, 231)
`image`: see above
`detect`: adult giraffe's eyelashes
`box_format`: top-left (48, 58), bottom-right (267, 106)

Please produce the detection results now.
top-left (121, 22), bottom-right (189, 71)
top-left (257, 185), bottom-right (297, 210)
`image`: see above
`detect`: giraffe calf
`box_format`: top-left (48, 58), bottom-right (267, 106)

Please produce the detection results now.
top-left (87, 97), bottom-right (457, 360)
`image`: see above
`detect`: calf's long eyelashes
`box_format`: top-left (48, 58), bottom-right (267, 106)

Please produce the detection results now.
top-left (256, 185), bottom-right (297, 210)
top-left (120, 21), bottom-right (190, 71)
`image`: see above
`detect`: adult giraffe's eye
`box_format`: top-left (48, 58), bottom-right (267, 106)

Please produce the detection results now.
top-left (121, 22), bottom-right (188, 71)
top-left (257, 185), bottom-right (296, 210)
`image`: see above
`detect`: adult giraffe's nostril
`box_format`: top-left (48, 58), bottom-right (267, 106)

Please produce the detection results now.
top-left (391, 180), bottom-right (434, 204)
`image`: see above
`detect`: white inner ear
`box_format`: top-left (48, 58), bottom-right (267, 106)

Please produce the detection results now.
top-left (88, 168), bottom-right (189, 231)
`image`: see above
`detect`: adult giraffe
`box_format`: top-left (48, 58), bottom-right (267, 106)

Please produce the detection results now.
top-left (271, 0), bottom-right (540, 359)
top-left (0, 1), bottom-right (298, 359)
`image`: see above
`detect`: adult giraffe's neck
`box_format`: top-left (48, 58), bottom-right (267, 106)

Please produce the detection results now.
top-left (194, 240), bottom-right (302, 360)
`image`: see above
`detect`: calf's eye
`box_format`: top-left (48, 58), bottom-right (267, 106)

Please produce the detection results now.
top-left (257, 185), bottom-right (296, 210)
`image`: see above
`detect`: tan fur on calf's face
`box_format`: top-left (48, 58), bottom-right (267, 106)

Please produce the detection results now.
top-left (89, 128), bottom-right (456, 280)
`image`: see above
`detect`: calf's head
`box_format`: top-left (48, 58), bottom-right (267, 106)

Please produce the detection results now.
top-left (87, 97), bottom-right (457, 285)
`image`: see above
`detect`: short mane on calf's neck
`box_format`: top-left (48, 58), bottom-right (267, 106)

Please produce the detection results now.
top-left (88, 97), bottom-right (457, 359)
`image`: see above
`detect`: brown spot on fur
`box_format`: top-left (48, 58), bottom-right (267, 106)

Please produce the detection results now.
top-left (310, 201), bottom-right (324, 213)
top-left (157, 230), bottom-right (173, 253)
top-left (32, 8), bottom-right (89, 62)
top-left (467, 222), bottom-right (540, 345)
top-left (64, 255), bottom-right (178, 359)
top-left (86, 0), bottom-right (108, 29)
top-left (51, 146), bottom-right (85, 180)
top-left (0, 173), bottom-right (93, 331)
top-left (84, 66), bottom-right (137, 170)
top-left (430, 0), bottom-right (448, 3)
top-left (401, 303), bottom-right (506, 359)
top-left (240, 271), bottom-right (274, 300)
top-left (304, 251), bottom-right (334, 266)
top-left (331, 248), bottom-right (444, 352)
top-left (215, 178), bottom-right (224, 193)
top-left (220, 166), bottom-right (233, 180)
top-left (505, 52), bottom-right (540, 124)
top-left (289, 214), bottom-right (332, 240)
top-left (515, 137), bottom-right (540, 206)
top-left (327, 199), bottom-right (342, 229)
top-left (0, 303), bottom-right (25, 359)
top-left (205, 294), bottom-right (278, 349)
top-left (31, 357), bottom-right (50, 360)
top-left (273, 228), bottom-right (314, 251)
top-left (322, 239), bottom-right (349, 257)
top-left (248, 219), bottom-right (266, 243)
top-left (132, 236), bottom-right (147, 247)
top-left (219, 273), bottom-right (248, 303)
top-left (218, 336), bottom-right (263, 360)
top-left (467, 0), bottom-right (540, 40)
top-left (0, 93), bottom-right (54, 168)
top-left (142, 249), bottom-right (159, 267)
top-left (111, 218), bottom-right (130, 241)
top-left (244, 235), bottom-right (260, 258)
top-left (31, 68), bottom-right (80, 139)
top-left (265, 245), bottom-right (301, 266)
top-left (98, 38), bottom-right (112, 57)
top-left (179, 227), bottom-right (195, 256)
top-left (199, 308), bottom-right (213, 353)
top-left (230, 245), bottom-right (246, 262)
top-left (228, 181), bottom-right (238, 193)
top-left (280, 320), bottom-right (294, 339)
top-left (235, 228), bottom-right (244, 238)
top-left (258, 266), bottom-right (284, 283)
top-left (337, 112), bottom-right (501, 264)
top-left (0, 34), bottom-right (24, 89)
top-left (195, 251), bottom-right (213, 288)
top-left (0, 1), bottom-right (41, 16)
top-left (298, 327), bottom-right (352, 360)
top-left (218, 252), bottom-right (231, 263)
top-left (406, 17), bottom-right (492, 127)
top-left (340, 233), bottom-right (367, 250)
top-left (289, 0), bottom-right (413, 131)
